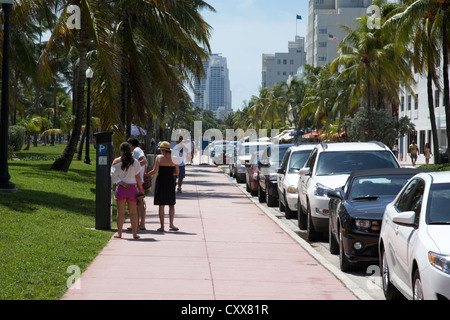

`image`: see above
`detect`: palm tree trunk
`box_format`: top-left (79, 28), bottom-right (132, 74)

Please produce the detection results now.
top-left (427, 69), bottom-right (440, 164)
top-left (366, 65), bottom-right (373, 140)
top-left (442, 3), bottom-right (450, 149)
top-left (51, 17), bottom-right (89, 172)
top-left (120, 61), bottom-right (127, 136)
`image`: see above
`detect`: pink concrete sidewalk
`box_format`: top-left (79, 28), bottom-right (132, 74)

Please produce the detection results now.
top-left (62, 165), bottom-right (356, 300)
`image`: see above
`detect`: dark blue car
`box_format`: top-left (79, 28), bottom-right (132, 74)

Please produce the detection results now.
top-left (327, 168), bottom-right (432, 272)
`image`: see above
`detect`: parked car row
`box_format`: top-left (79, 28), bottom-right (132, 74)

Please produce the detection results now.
top-left (223, 140), bottom-right (450, 300)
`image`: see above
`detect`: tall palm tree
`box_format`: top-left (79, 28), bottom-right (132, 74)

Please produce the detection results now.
top-left (331, 13), bottom-right (415, 140)
top-left (32, 0), bottom-right (214, 171)
top-left (388, 0), bottom-right (449, 159)
top-left (32, 0), bottom-right (114, 171)
top-left (394, 0), bottom-right (442, 163)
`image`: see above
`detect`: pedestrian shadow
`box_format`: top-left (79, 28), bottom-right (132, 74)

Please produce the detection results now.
top-left (136, 229), bottom-right (198, 237)
top-left (122, 237), bottom-right (158, 242)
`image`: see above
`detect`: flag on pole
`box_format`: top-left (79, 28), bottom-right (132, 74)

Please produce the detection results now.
top-left (296, 15), bottom-right (302, 20)
top-left (328, 33), bottom-right (338, 41)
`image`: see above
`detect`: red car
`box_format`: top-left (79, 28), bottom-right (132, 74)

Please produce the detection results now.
top-left (245, 151), bottom-right (263, 196)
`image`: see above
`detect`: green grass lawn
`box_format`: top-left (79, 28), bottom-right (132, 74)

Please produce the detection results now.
top-left (0, 143), bottom-right (115, 300)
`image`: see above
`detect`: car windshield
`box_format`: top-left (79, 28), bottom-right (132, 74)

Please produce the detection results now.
top-left (426, 183), bottom-right (450, 224)
top-left (238, 144), bottom-right (270, 156)
top-left (268, 147), bottom-right (290, 164)
top-left (316, 151), bottom-right (399, 175)
top-left (349, 175), bottom-right (413, 200)
top-left (288, 150), bottom-right (312, 172)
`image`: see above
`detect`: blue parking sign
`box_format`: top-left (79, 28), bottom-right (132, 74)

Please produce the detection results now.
top-left (98, 144), bottom-right (108, 155)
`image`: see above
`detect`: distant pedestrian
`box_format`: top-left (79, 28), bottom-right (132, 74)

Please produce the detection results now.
top-left (172, 136), bottom-right (186, 193)
top-left (128, 138), bottom-right (147, 230)
top-left (409, 140), bottom-right (419, 166)
top-left (146, 141), bottom-right (180, 232)
top-left (111, 142), bottom-right (144, 239)
top-left (424, 143), bottom-right (432, 164)
top-left (392, 142), bottom-right (398, 159)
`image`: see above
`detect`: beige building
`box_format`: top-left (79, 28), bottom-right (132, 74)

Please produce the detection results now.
top-left (262, 36), bottom-right (306, 89)
top-left (307, 0), bottom-right (372, 67)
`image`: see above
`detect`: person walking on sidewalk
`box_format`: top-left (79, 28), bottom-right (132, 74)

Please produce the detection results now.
top-left (172, 136), bottom-right (186, 193)
top-left (424, 142), bottom-right (432, 164)
top-left (111, 142), bottom-right (144, 239)
top-left (128, 138), bottom-right (147, 230)
top-left (409, 140), bottom-right (419, 166)
top-left (146, 141), bottom-right (180, 232)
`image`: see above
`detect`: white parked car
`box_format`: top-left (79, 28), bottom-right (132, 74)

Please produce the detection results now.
top-left (379, 171), bottom-right (450, 300)
top-left (277, 144), bottom-right (316, 219)
top-left (233, 141), bottom-right (271, 183)
top-left (297, 142), bottom-right (400, 241)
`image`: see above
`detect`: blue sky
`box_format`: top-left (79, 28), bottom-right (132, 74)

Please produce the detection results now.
top-left (199, 0), bottom-right (309, 111)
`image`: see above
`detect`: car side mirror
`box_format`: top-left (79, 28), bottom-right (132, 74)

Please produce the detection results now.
top-left (258, 160), bottom-right (269, 167)
top-left (393, 211), bottom-right (416, 227)
top-left (277, 168), bottom-right (285, 174)
top-left (298, 167), bottom-right (311, 176)
top-left (327, 189), bottom-right (343, 200)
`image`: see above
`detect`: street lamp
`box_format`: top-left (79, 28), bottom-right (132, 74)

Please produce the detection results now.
top-left (0, 0), bottom-right (17, 193)
top-left (84, 67), bottom-right (93, 165)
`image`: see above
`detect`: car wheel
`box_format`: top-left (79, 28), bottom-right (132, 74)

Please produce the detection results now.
top-left (329, 218), bottom-right (339, 254)
top-left (250, 185), bottom-right (258, 197)
top-left (298, 198), bottom-right (306, 230)
top-left (307, 203), bottom-right (320, 242)
top-left (258, 184), bottom-right (266, 203)
top-left (236, 174), bottom-right (244, 183)
top-left (381, 247), bottom-right (403, 300)
top-left (338, 228), bottom-right (352, 272)
top-left (413, 269), bottom-right (424, 300)
top-left (266, 184), bottom-right (277, 207)
top-left (284, 195), bottom-right (296, 219)
top-left (279, 194), bottom-right (285, 212)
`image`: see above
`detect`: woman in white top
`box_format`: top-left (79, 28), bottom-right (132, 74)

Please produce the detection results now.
top-left (111, 142), bottom-right (144, 239)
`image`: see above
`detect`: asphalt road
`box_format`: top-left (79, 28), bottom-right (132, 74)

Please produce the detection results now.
top-left (217, 164), bottom-right (386, 300)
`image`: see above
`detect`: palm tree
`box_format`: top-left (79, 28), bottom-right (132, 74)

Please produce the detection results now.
top-left (302, 66), bottom-right (340, 132)
top-left (32, 0), bottom-right (214, 171)
top-left (331, 12), bottom-right (415, 140)
top-left (284, 77), bottom-right (307, 129)
top-left (31, 0), bottom-right (114, 171)
top-left (18, 115), bottom-right (44, 150)
top-left (387, 0), bottom-right (449, 161)
top-left (398, 0), bottom-right (442, 163)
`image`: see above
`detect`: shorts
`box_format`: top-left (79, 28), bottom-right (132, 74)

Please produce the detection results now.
top-left (115, 184), bottom-right (138, 202)
top-left (175, 165), bottom-right (186, 179)
top-left (411, 153), bottom-right (418, 160)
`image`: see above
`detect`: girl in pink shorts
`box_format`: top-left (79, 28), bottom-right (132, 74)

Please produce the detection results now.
top-left (115, 184), bottom-right (139, 202)
top-left (111, 142), bottom-right (144, 239)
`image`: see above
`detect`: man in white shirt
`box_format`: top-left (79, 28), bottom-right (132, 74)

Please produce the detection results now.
top-left (171, 136), bottom-right (186, 193)
top-left (128, 138), bottom-right (147, 230)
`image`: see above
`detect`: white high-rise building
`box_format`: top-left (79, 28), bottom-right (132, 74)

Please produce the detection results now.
top-left (307, 0), bottom-right (372, 67)
top-left (262, 36), bottom-right (306, 89)
top-left (194, 54), bottom-right (232, 119)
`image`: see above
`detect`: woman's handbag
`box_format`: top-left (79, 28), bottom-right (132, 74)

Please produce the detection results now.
top-left (143, 174), bottom-right (152, 191)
